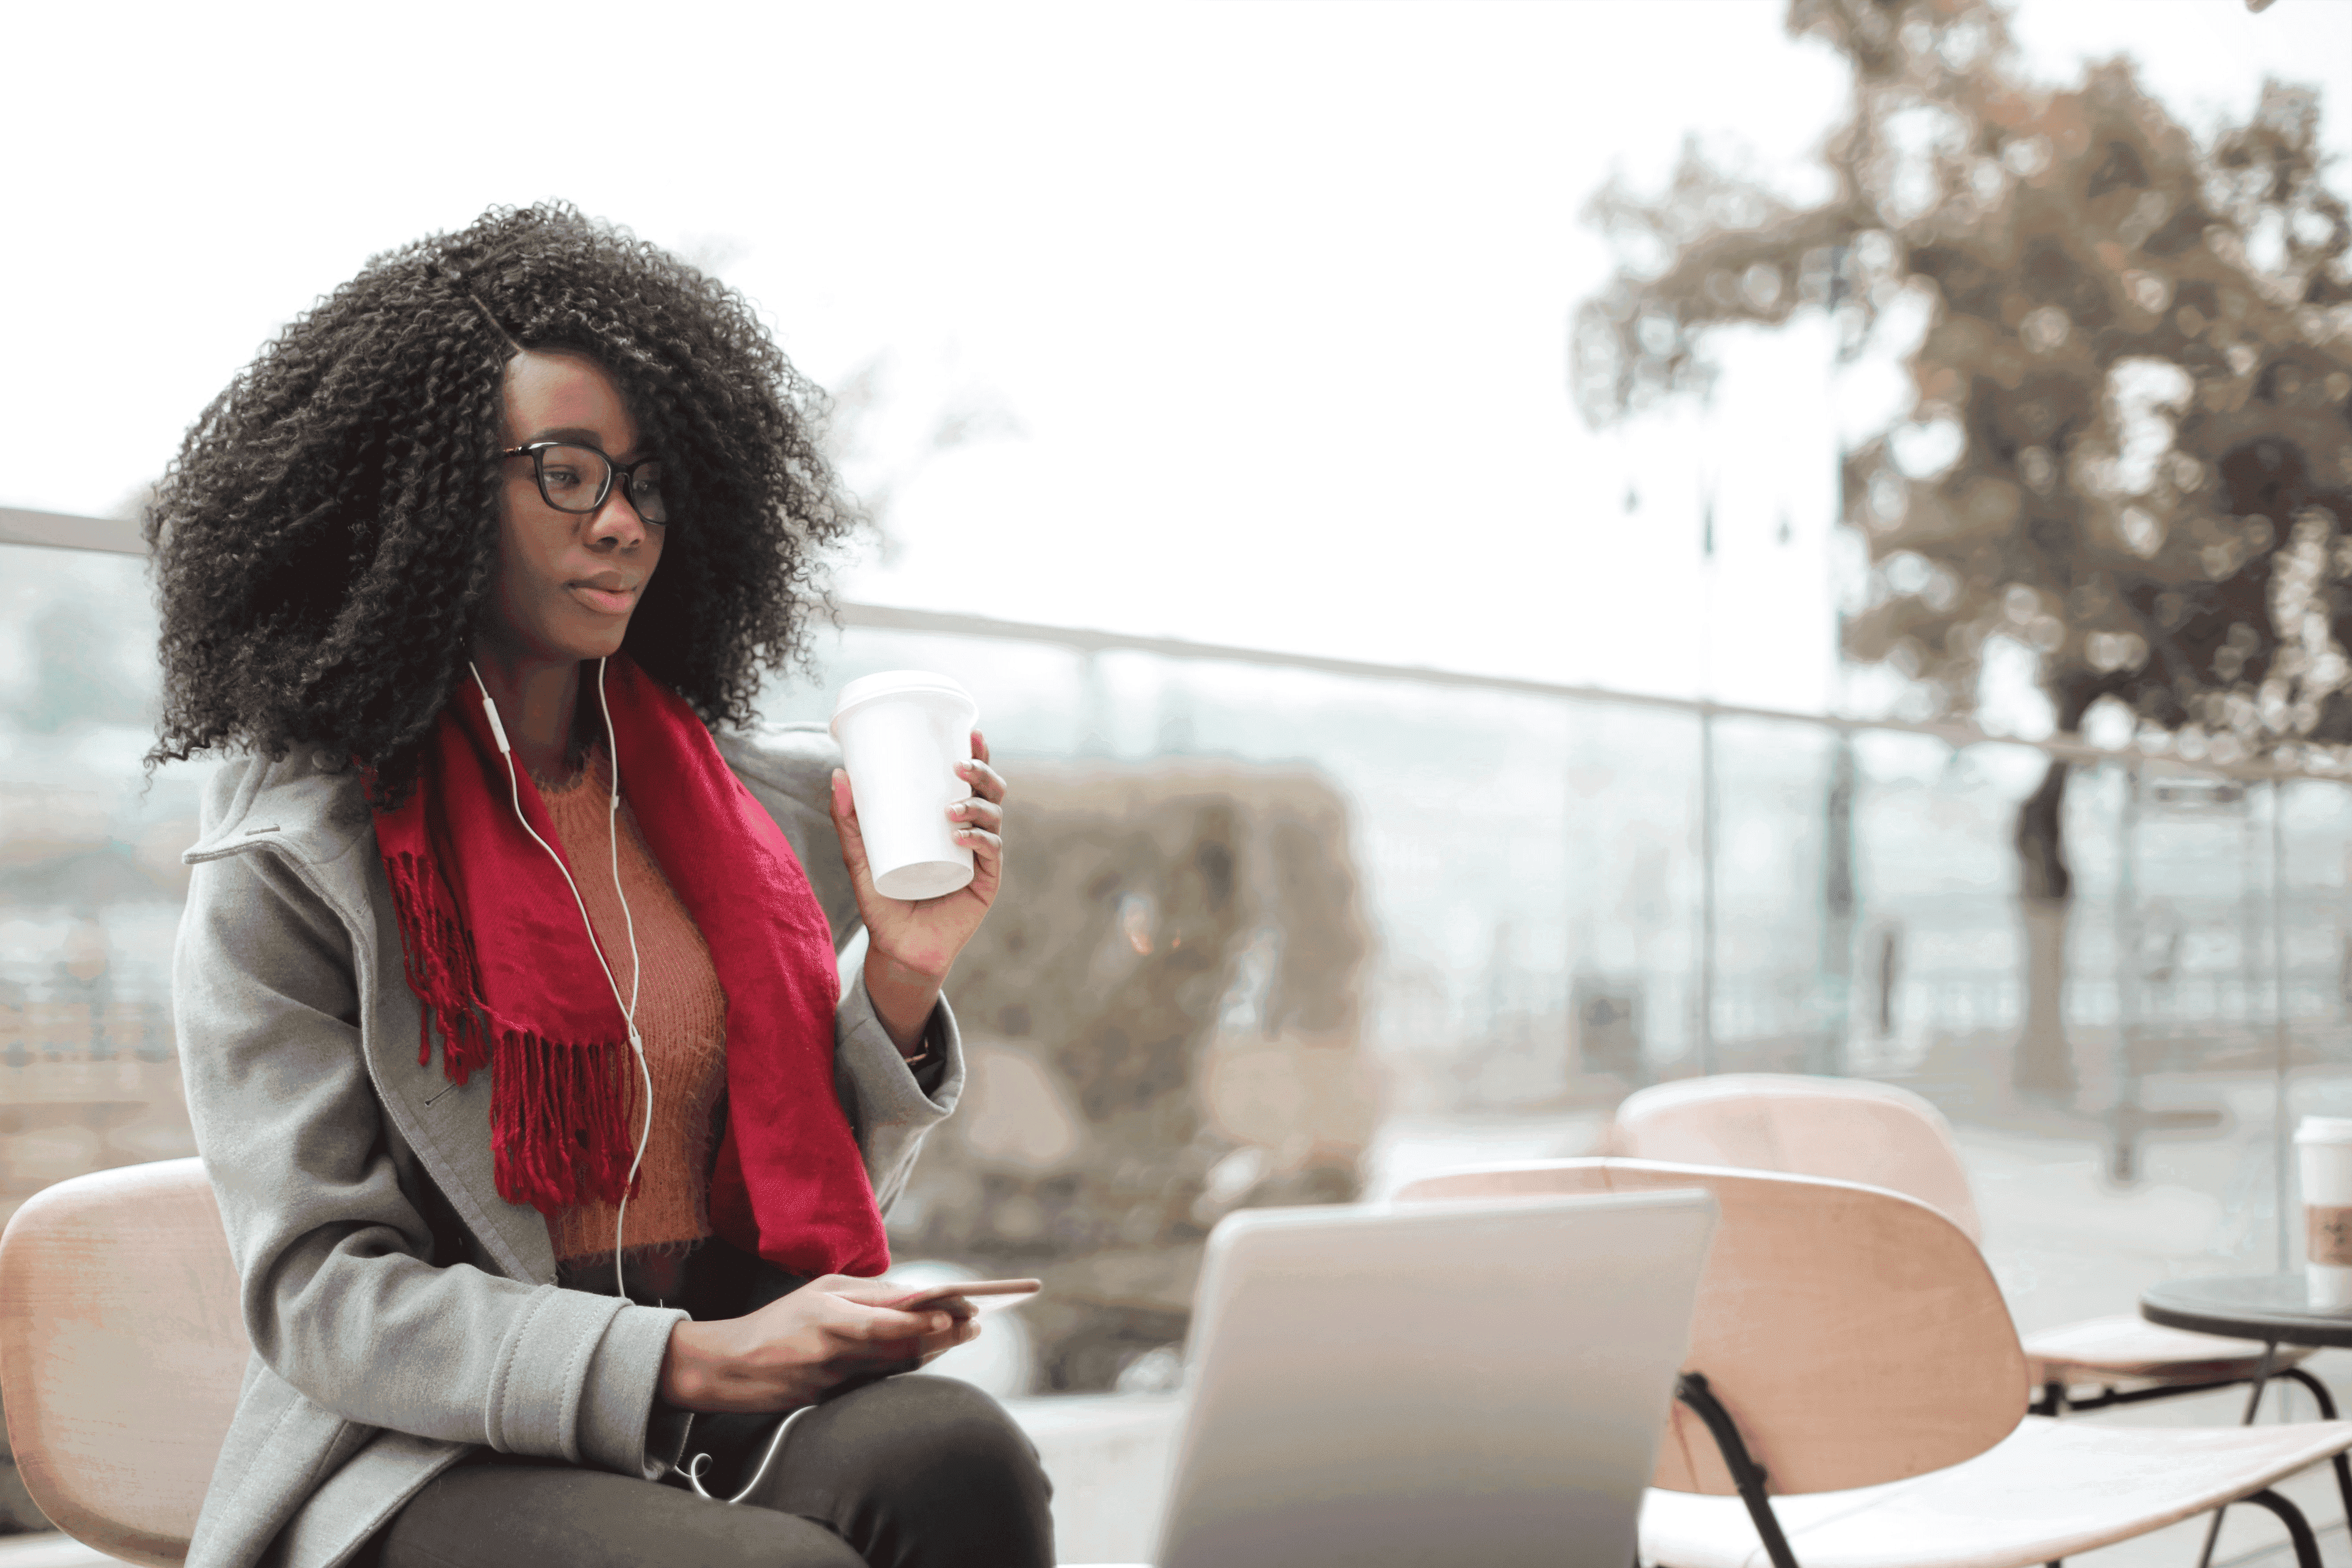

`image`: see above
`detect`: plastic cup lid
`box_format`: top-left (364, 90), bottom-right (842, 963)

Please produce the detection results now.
top-left (829, 670), bottom-right (978, 736)
top-left (2296, 1115), bottom-right (2352, 1143)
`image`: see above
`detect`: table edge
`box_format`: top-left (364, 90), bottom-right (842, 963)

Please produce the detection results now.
top-left (2141, 1275), bottom-right (2352, 1348)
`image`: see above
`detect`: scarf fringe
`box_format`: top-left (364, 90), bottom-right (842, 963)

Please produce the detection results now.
top-left (384, 851), bottom-right (492, 1080)
top-left (384, 848), bottom-right (640, 1215)
top-left (489, 1029), bottom-right (643, 1215)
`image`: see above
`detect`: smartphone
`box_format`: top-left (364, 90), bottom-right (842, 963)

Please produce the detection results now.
top-left (880, 1278), bottom-right (1042, 1316)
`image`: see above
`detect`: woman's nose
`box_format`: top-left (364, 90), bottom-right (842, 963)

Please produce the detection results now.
top-left (586, 488), bottom-right (648, 551)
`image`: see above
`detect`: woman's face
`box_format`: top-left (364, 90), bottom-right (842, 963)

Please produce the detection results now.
top-left (477, 349), bottom-right (664, 668)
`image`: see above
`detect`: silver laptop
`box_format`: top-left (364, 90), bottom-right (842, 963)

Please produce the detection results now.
top-left (1152, 1189), bottom-right (1716, 1568)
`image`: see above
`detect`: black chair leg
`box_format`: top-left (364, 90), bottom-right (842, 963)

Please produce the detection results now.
top-left (2035, 1376), bottom-right (2262, 1415)
top-left (1676, 1371), bottom-right (1800, 1568)
top-left (2196, 1342), bottom-right (2282, 1568)
top-left (2282, 1365), bottom-right (2338, 1419)
top-left (2240, 1488), bottom-right (2323, 1568)
top-left (2274, 1365), bottom-right (2352, 1536)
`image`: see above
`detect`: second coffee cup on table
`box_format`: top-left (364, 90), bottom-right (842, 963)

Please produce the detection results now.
top-left (829, 671), bottom-right (979, 901)
top-left (2298, 1115), bottom-right (2352, 1310)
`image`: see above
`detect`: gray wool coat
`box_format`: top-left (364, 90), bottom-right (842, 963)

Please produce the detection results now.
top-left (170, 723), bottom-right (965, 1568)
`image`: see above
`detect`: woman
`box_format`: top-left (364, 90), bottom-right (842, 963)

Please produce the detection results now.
top-left (148, 205), bottom-right (1050, 1568)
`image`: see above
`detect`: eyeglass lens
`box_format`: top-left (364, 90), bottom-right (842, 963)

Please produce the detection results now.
top-left (535, 444), bottom-right (667, 524)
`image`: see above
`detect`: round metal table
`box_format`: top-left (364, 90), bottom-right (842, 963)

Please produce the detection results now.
top-left (2140, 1275), bottom-right (2352, 1567)
top-left (2143, 1273), bottom-right (2352, 1350)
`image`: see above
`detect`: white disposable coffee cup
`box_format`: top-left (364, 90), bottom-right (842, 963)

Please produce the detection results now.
top-left (2297, 1115), bottom-right (2352, 1309)
top-left (830, 671), bottom-right (979, 902)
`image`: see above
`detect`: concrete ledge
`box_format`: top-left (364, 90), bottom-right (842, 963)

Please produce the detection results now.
top-left (1006, 1392), bottom-right (1185, 1566)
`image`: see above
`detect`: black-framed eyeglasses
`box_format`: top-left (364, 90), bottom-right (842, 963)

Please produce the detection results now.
top-left (500, 442), bottom-right (668, 524)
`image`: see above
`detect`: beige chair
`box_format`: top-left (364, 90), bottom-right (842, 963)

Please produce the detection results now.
top-left (0, 1159), bottom-right (1144, 1568)
top-left (0, 1158), bottom-right (249, 1568)
top-left (1605, 1072), bottom-right (2319, 1417)
top-left (1398, 1157), bottom-right (2352, 1568)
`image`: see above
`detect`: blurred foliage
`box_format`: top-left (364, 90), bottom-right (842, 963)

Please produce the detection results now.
top-left (1577, 0), bottom-right (2352, 778)
top-left (1575, 0), bottom-right (2351, 1093)
top-left (815, 352), bottom-right (1025, 565)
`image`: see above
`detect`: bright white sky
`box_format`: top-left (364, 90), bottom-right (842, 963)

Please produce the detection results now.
top-left (7, 0), bottom-right (2349, 714)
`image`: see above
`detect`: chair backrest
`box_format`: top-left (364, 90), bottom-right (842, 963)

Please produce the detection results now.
top-left (1393, 1158), bottom-right (2024, 1498)
top-left (0, 1158), bottom-right (248, 1568)
top-left (1605, 1072), bottom-right (1983, 1244)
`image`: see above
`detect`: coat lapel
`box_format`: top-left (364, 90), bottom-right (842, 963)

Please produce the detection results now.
top-left (356, 840), bottom-right (557, 1285)
top-left (191, 755), bottom-right (562, 1290)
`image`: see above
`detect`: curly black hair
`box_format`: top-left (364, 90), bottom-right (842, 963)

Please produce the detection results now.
top-left (145, 202), bottom-right (856, 805)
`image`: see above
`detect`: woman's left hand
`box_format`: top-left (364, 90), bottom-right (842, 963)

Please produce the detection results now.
top-left (831, 731), bottom-right (1005, 1055)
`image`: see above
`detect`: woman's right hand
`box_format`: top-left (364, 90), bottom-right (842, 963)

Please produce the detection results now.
top-left (657, 1273), bottom-right (981, 1414)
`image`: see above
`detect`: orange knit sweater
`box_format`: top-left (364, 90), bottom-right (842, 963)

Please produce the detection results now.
top-left (537, 746), bottom-right (730, 1301)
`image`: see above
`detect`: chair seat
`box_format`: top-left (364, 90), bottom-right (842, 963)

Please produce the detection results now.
top-left (2021, 1313), bottom-right (2314, 1386)
top-left (1641, 1414), bottom-right (2352, 1568)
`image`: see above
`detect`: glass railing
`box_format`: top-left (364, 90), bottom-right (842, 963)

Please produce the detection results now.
top-left (6, 506), bottom-right (2348, 1395)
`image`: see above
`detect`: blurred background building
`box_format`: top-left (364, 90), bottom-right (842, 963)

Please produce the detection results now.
top-left (8, 0), bottom-right (2352, 1558)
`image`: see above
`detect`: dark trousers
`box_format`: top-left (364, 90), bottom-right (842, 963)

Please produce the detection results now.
top-left (370, 1375), bottom-right (1055, 1568)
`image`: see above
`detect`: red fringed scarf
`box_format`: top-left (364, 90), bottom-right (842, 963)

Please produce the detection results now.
top-left (371, 655), bottom-right (890, 1280)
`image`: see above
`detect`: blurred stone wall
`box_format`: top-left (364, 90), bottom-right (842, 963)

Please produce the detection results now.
top-left (889, 761), bottom-right (1379, 1392)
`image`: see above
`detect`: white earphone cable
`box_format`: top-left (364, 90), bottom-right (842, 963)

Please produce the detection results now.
top-left (466, 660), bottom-right (654, 1300)
top-left (598, 658), bottom-right (656, 1302)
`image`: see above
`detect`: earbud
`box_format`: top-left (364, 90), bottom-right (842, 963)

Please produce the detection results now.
top-left (467, 660), bottom-right (654, 1300)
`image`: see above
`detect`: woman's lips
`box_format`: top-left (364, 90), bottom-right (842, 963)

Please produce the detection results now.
top-left (567, 582), bottom-right (639, 616)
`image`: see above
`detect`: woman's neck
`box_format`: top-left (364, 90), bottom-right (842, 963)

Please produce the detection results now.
top-left (469, 646), bottom-right (583, 785)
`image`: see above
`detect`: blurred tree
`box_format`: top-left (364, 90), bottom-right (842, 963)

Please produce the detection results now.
top-left (817, 352), bottom-right (1025, 566)
top-left (1575, 0), bottom-right (2352, 1095)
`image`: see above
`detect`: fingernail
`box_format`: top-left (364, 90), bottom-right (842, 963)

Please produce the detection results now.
top-left (930, 1313), bottom-right (952, 1333)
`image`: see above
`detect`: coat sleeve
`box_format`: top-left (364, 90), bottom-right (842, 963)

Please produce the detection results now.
top-left (714, 724), bottom-right (965, 1211)
top-left (834, 925), bottom-right (964, 1213)
top-left (175, 846), bottom-right (685, 1479)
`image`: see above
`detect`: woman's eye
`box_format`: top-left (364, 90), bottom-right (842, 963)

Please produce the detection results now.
top-left (543, 467), bottom-right (585, 491)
